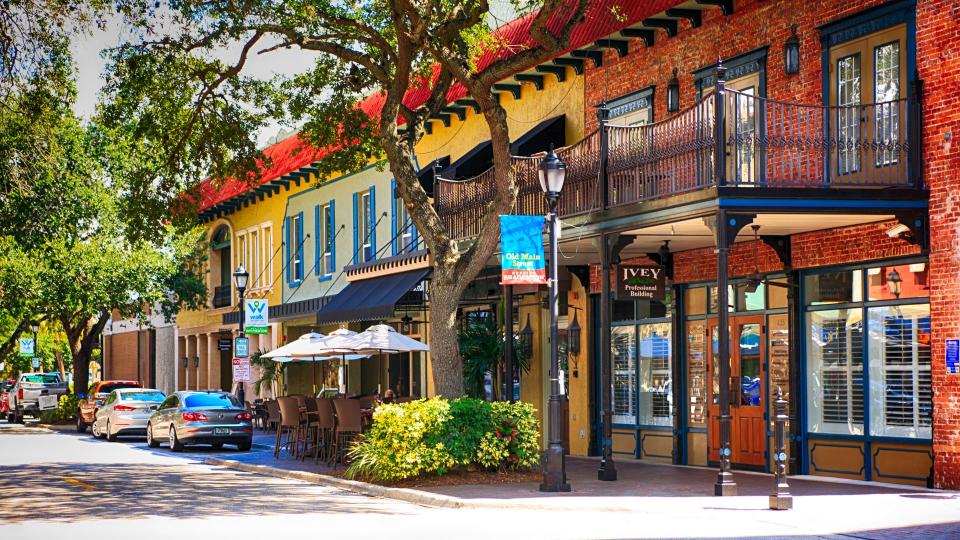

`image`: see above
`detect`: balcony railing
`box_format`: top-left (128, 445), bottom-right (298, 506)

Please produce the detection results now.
top-left (212, 285), bottom-right (232, 308)
top-left (435, 79), bottom-right (922, 240)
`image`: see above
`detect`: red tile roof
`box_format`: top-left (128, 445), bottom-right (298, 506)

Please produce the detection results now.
top-left (200, 0), bottom-right (682, 212)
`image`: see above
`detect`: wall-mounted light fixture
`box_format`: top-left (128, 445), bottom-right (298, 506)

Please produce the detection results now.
top-left (567, 312), bottom-right (581, 355)
top-left (182, 357), bottom-right (189, 368)
top-left (520, 314), bottom-right (534, 358)
top-left (667, 68), bottom-right (680, 112)
top-left (784, 25), bottom-right (800, 75)
top-left (886, 268), bottom-right (903, 299)
top-left (400, 315), bottom-right (413, 334)
top-left (193, 356), bottom-right (200, 368)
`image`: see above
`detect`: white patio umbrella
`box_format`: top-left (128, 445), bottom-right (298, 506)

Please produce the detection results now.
top-left (341, 324), bottom-right (430, 394)
top-left (261, 331), bottom-right (338, 395)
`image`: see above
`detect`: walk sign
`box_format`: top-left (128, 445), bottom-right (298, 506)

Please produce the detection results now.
top-left (19, 338), bottom-right (34, 357)
top-left (244, 299), bottom-right (269, 335)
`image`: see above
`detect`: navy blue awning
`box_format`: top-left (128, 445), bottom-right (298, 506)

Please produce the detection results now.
top-left (315, 269), bottom-right (430, 325)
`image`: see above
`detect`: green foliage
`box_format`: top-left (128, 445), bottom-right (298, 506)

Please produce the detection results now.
top-left (249, 348), bottom-right (284, 397)
top-left (459, 315), bottom-right (530, 399)
top-left (346, 397), bottom-right (540, 482)
top-left (38, 393), bottom-right (80, 424)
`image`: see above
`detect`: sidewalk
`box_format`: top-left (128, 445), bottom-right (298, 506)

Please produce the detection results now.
top-left (206, 430), bottom-right (960, 536)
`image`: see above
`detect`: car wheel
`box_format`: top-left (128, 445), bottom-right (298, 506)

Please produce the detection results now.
top-left (76, 412), bottom-right (87, 433)
top-left (92, 419), bottom-right (104, 439)
top-left (15, 407), bottom-right (24, 424)
top-left (211, 443), bottom-right (223, 450)
top-left (237, 440), bottom-right (252, 452)
top-left (146, 424), bottom-right (160, 448)
top-left (169, 426), bottom-right (184, 452)
top-left (106, 421), bottom-right (118, 442)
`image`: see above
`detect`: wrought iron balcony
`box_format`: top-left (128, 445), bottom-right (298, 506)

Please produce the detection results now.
top-left (212, 285), bottom-right (232, 308)
top-left (435, 81), bottom-right (923, 241)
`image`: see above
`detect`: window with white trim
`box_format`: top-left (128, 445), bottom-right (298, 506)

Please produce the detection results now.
top-left (320, 204), bottom-right (332, 276)
top-left (868, 304), bottom-right (931, 438)
top-left (359, 191), bottom-right (372, 263)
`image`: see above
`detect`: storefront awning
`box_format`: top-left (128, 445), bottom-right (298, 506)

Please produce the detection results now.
top-left (315, 268), bottom-right (430, 325)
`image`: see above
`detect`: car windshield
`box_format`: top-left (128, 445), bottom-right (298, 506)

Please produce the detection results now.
top-left (183, 394), bottom-right (240, 408)
top-left (99, 383), bottom-right (140, 394)
top-left (22, 374), bottom-right (61, 384)
top-left (120, 391), bottom-right (165, 402)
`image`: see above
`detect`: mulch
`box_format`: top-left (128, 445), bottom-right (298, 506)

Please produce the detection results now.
top-left (329, 467), bottom-right (542, 489)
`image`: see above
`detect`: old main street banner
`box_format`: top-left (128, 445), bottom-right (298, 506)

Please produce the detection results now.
top-left (500, 215), bottom-right (546, 285)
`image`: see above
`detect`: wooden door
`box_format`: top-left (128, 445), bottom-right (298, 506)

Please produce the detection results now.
top-left (707, 316), bottom-right (767, 467)
top-left (731, 317), bottom-right (765, 466)
top-left (828, 24), bottom-right (908, 185)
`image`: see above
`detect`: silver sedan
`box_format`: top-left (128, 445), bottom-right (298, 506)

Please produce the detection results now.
top-left (91, 388), bottom-right (166, 441)
top-left (146, 391), bottom-right (253, 452)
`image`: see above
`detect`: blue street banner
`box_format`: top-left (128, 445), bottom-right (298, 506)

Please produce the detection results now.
top-left (244, 299), bottom-right (269, 335)
top-left (500, 215), bottom-right (546, 285)
top-left (19, 338), bottom-right (34, 357)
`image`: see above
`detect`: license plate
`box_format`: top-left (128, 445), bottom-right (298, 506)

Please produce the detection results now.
top-left (213, 427), bottom-right (230, 435)
top-left (38, 395), bottom-right (58, 410)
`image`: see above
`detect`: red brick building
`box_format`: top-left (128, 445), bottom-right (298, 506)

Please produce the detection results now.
top-left (435, 0), bottom-right (959, 489)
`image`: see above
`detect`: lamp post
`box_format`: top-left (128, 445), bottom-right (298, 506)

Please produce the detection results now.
top-left (29, 321), bottom-right (40, 370)
top-left (233, 264), bottom-right (249, 403)
top-left (538, 147), bottom-right (571, 492)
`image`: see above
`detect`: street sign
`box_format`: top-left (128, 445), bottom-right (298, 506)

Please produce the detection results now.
top-left (500, 215), bottom-right (547, 285)
top-left (616, 265), bottom-right (665, 300)
top-left (244, 299), bottom-right (269, 335)
top-left (218, 338), bottom-right (232, 351)
top-left (31, 357), bottom-right (40, 369)
top-left (234, 336), bottom-right (249, 358)
top-left (232, 357), bottom-right (251, 382)
top-left (19, 338), bottom-right (34, 357)
top-left (947, 339), bottom-right (959, 375)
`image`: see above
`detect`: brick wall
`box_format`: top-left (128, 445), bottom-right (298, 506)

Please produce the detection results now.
top-left (917, 0), bottom-right (960, 490)
top-left (104, 332), bottom-right (139, 382)
top-left (577, 0), bottom-right (959, 486)
top-left (583, 0), bottom-right (886, 132)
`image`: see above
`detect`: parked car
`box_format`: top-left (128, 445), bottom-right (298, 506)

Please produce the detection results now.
top-left (91, 388), bottom-right (166, 441)
top-left (77, 380), bottom-right (142, 433)
top-left (0, 379), bottom-right (16, 418)
top-left (146, 391), bottom-right (253, 452)
top-left (7, 373), bottom-right (68, 423)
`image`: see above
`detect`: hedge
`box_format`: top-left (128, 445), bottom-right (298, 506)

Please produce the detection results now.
top-left (345, 397), bottom-right (541, 482)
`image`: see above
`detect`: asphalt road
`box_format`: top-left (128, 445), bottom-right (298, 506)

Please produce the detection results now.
top-left (0, 419), bottom-right (958, 540)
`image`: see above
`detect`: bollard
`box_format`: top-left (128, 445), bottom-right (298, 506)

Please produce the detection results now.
top-left (769, 387), bottom-right (793, 510)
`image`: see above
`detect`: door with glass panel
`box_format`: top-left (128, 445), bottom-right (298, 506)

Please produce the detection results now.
top-left (707, 315), bottom-right (766, 466)
top-left (704, 73), bottom-right (761, 185)
top-left (829, 25), bottom-right (907, 185)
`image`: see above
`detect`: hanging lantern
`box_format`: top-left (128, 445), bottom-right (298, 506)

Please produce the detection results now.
top-left (568, 312), bottom-right (581, 355)
top-left (667, 68), bottom-right (680, 112)
top-left (520, 314), bottom-right (534, 358)
top-left (784, 25), bottom-right (800, 75)
top-left (886, 268), bottom-right (903, 299)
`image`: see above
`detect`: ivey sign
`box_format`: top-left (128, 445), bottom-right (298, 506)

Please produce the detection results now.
top-left (616, 265), bottom-right (666, 301)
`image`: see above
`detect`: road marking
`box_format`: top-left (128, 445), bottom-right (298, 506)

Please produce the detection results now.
top-left (63, 477), bottom-right (96, 490)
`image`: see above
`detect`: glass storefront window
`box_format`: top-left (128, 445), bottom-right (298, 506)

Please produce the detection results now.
top-left (867, 263), bottom-right (929, 301)
top-left (736, 283), bottom-right (766, 311)
top-left (768, 313), bottom-right (791, 431)
top-left (805, 271), bottom-right (863, 305)
top-left (686, 322), bottom-right (707, 426)
top-left (807, 309), bottom-right (864, 435)
top-left (611, 326), bottom-right (637, 424)
top-left (637, 323), bottom-right (672, 426)
top-left (767, 278), bottom-right (789, 309)
top-left (868, 304), bottom-right (931, 438)
top-left (708, 286), bottom-right (735, 313)
top-left (685, 287), bottom-right (707, 316)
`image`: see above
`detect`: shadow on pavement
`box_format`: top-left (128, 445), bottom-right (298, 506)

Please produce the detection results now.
top-left (0, 462), bottom-right (407, 524)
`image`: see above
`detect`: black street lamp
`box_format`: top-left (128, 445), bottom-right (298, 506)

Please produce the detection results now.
top-left (29, 320), bottom-right (39, 370)
top-left (233, 264), bottom-right (249, 403)
top-left (538, 147), bottom-right (571, 493)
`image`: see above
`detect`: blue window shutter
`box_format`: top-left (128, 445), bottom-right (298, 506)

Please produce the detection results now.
top-left (352, 192), bottom-right (359, 265)
top-left (330, 199), bottom-right (336, 271)
top-left (284, 216), bottom-right (291, 284)
top-left (314, 205), bottom-right (320, 276)
top-left (296, 211), bottom-right (304, 280)
top-left (390, 179), bottom-right (397, 256)
top-left (369, 184), bottom-right (376, 261)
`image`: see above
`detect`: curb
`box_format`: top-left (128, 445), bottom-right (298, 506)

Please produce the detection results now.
top-left (203, 457), bottom-right (465, 509)
top-left (202, 457), bottom-right (657, 512)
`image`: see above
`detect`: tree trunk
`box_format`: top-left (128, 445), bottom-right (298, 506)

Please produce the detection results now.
top-left (428, 278), bottom-right (464, 398)
top-left (62, 313), bottom-right (107, 395)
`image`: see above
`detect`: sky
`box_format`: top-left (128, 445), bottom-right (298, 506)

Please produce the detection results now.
top-left (70, 3), bottom-right (522, 149)
top-left (70, 15), bottom-right (319, 148)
